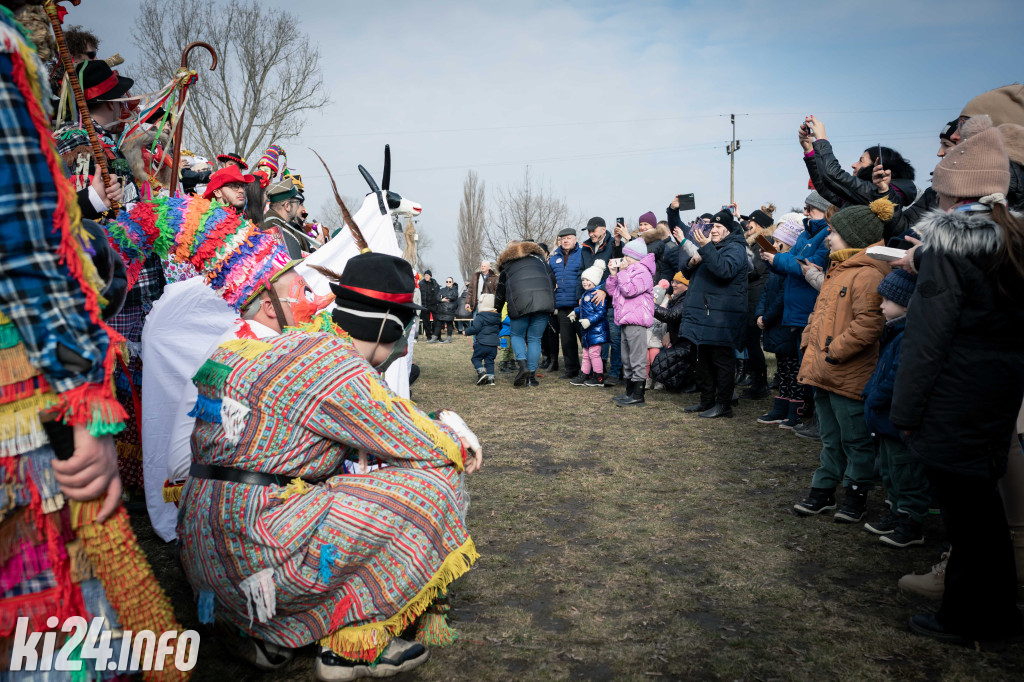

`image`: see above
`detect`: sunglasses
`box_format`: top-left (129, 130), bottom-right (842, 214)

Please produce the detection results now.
top-left (86, 50), bottom-right (97, 60)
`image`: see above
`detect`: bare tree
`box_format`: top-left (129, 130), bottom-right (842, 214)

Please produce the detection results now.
top-left (485, 167), bottom-right (576, 259)
top-left (456, 170), bottom-right (486, 281)
top-left (132, 0), bottom-right (330, 163)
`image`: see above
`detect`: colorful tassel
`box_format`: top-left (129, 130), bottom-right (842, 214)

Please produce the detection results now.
top-left (218, 338), bottom-right (272, 360)
top-left (0, 392), bottom-right (59, 458)
top-left (192, 359), bottom-right (232, 389)
top-left (272, 477), bottom-right (310, 502)
top-left (220, 396), bottom-right (249, 445)
top-left (197, 590), bottom-right (215, 625)
top-left (187, 394), bottom-right (222, 423)
top-left (238, 568), bottom-right (276, 628)
top-left (162, 479), bottom-right (183, 504)
top-left (318, 543), bottom-right (337, 583)
top-left (0, 321), bottom-right (20, 349)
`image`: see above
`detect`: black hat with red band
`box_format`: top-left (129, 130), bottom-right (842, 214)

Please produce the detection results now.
top-left (329, 253), bottom-right (424, 343)
top-left (217, 152), bottom-right (249, 170)
top-left (78, 60), bottom-right (134, 103)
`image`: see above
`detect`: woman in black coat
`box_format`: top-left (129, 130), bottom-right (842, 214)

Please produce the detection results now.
top-left (494, 241), bottom-right (557, 387)
top-left (891, 118), bottom-right (1024, 645)
top-left (678, 210), bottom-right (748, 418)
top-left (433, 278), bottom-right (459, 342)
top-left (651, 275), bottom-right (695, 391)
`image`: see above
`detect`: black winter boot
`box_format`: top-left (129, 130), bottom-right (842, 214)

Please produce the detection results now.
top-left (611, 380), bottom-right (635, 404)
top-left (618, 382), bottom-right (646, 406)
top-left (778, 399), bottom-right (803, 429)
top-left (757, 397), bottom-right (789, 424)
top-left (527, 371), bottom-right (539, 388)
top-left (538, 355), bottom-right (552, 370)
top-left (735, 359), bottom-right (749, 386)
top-left (794, 487), bottom-right (837, 516)
top-left (513, 360), bottom-right (529, 387)
top-left (698, 402), bottom-right (733, 418)
top-left (550, 357), bottom-right (559, 372)
top-left (834, 484), bottom-right (869, 523)
top-left (740, 371), bottom-right (769, 399)
top-left (879, 515), bottom-right (925, 548)
top-left (684, 400), bottom-right (714, 413)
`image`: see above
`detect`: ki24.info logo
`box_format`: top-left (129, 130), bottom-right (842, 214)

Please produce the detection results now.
top-left (10, 617), bottom-right (199, 673)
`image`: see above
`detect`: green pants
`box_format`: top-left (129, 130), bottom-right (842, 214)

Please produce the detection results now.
top-left (810, 390), bottom-right (877, 490)
top-left (878, 436), bottom-right (930, 522)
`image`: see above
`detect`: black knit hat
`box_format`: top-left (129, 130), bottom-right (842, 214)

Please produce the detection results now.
top-left (743, 209), bottom-right (773, 229)
top-left (330, 253), bottom-right (423, 343)
top-left (711, 209), bottom-right (738, 232)
top-left (78, 59), bottom-right (133, 102)
top-left (877, 270), bottom-right (916, 307)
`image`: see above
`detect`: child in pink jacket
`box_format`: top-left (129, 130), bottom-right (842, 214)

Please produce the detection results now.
top-left (606, 239), bottom-right (656, 406)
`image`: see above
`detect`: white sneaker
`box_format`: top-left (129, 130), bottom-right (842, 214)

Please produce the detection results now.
top-left (314, 638), bottom-right (429, 681)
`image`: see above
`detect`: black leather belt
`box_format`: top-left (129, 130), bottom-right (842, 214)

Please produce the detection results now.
top-left (190, 462), bottom-right (295, 487)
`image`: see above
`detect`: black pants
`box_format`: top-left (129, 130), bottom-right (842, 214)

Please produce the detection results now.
top-left (743, 324), bottom-right (766, 372)
top-left (695, 344), bottom-right (735, 405)
top-left (928, 467), bottom-right (1022, 640)
top-left (556, 307), bottom-right (580, 374)
top-left (541, 314), bottom-right (560, 359)
top-left (419, 311), bottom-right (432, 336)
top-left (433, 320), bottom-right (454, 339)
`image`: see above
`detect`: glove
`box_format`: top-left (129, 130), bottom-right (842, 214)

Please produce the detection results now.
top-left (580, 319), bottom-right (591, 329)
top-left (436, 410), bottom-right (481, 455)
top-left (568, 311), bottom-right (577, 322)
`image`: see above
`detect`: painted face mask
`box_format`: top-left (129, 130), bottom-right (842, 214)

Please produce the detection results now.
top-left (281, 276), bottom-right (334, 325)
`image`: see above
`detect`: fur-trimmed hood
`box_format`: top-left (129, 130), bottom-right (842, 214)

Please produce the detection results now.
top-left (497, 240), bottom-right (547, 270)
top-left (914, 207), bottom-right (1020, 258)
top-left (745, 223), bottom-right (775, 246)
top-left (629, 224), bottom-right (671, 244)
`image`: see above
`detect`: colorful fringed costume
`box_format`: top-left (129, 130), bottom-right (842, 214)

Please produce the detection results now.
top-left (178, 321), bottom-right (477, 661)
top-left (0, 7), bottom-right (184, 680)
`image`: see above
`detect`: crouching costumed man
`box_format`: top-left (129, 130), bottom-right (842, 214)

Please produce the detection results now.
top-left (177, 252), bottom-right (482, 680)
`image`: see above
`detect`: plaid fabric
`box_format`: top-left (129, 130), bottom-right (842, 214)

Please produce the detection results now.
top-left (54, 123), bottom-right (140, 205)
top-left (0, 36), bottom-right (110, 392)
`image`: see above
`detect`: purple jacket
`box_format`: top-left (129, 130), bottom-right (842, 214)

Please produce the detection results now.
top-left (606, 253), bottom-right (655, 327)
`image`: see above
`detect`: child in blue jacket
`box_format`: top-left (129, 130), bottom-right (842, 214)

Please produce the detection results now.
top-left (569, 262), bottom-right (609, 387)
top-left (861, 270), bottom-right (926, 548)
top-left (466, 294), bottom-right (501, 385)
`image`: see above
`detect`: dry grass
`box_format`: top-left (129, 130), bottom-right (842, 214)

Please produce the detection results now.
top-left (133, 334), bottom-right (1024, 681)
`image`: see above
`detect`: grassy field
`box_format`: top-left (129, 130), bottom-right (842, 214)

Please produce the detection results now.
top-left (133, 334), bottom-right (1024, 681)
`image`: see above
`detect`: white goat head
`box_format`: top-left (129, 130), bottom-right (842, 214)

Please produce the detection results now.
top-left (358, 145), bottom-right (422, 217)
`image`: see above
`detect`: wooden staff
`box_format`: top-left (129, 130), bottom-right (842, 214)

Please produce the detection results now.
top-left (310, 148), bottom-right (370, 252)
top-left (168, 41), bottom-right (217, 196)
top-left (43, 0), bottom-right (119, 211)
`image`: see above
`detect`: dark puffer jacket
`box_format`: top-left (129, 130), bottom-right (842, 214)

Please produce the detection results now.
top-left (806, 139), bottom-right (918, 208)
top-left (891, 208), bottom-right (1024, 478)
top-left (577, 234), bottom-right (614, 300)
top-left (756, 270), bottom-right (800, 356)
top-left (679, 230), bottom-right (748, 349)
top-left (862, 315), bottom-right (906, 440)
top-left (465, 310), bottom-right (501, 347)
top-left (650, 339), bottom-right (696, 390)
top-left (420, 277), bottom-right (440, 312)
top-left (436, 284), bottom-right (459, 321)
top-left (494, 241), bottom-right (557, 319)
top-left (745, 232), bottom-right (771, 326)
top-left (549, 243), bottom-right (582, 308)
top-left (654, 291), bottom-right (686, 346)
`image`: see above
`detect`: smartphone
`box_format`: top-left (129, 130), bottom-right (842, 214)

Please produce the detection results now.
top-left (616, 217), bottom-right (624, 227)
top-left (876, 143), bottom-right (884, 168)
top-left (887, 237), bottom-right (914, 250)
top-left (608, 258), bottom-right (623, 270)
top-left (794, 257), bottom-right (807, 264)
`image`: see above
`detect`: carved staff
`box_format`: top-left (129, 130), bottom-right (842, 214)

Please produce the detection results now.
top-left (43, 0), bottom-right (118, 211)
top-left (168, 41), bottom-right (217, 196)
top-left (310, 148), bottom-right (370, 252)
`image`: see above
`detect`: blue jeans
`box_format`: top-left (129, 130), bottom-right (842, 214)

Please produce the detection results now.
top-left (509, 313), bottom-right (549, 371)
top-left (601, 307), bottom-right (622, 378)
top-left (471, 344), bottom-right (497, 374)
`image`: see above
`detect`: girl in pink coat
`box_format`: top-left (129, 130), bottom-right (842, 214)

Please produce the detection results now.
top-left (606, 239), bottom-right (656, 405)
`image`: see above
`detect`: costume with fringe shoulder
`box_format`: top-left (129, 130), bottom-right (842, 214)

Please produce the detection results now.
top-left (0, 9), bottom-right (186, 680)
top-left (178, 313), bottom-right (476, 662)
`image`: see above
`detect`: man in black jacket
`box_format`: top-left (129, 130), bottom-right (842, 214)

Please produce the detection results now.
top-left (419, 270), bottom-right (440, 340)
top-left (579, 217), bottom-right (621, 384)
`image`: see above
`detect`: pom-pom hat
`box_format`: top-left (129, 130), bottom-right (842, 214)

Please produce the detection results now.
top-left (772, 213), bottom-right (804, 246)
top-left (829, 198), bottom-right (893, 249)
top-left (581, 259), bottom-right (606, 285)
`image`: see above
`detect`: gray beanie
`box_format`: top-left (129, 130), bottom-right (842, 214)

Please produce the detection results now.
top-left (804, 190), bottom-right (832, 213)
top-left (622, 238), bottom-right (648, 260)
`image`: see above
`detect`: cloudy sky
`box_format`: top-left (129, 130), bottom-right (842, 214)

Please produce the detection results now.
top-left (74, 0), bottom-right (1023, 281)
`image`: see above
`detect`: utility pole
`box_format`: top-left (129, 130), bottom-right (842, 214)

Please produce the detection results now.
top-left (725, 113), bottom-right (740, 204)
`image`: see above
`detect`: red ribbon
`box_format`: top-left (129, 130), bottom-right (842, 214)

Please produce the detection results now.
top-left (83, 73), bottom-right (118, 100)
top-left (336, 284), bottom-right (414, 304)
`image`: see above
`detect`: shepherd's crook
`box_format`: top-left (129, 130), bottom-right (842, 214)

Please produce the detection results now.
top-left (169, 41), bottom-right (217, 196)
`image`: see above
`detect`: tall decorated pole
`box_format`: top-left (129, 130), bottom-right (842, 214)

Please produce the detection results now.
top-left (169, 41), bottom-right (217, 196)
top-left (43, 0), bottom-right (118, 211)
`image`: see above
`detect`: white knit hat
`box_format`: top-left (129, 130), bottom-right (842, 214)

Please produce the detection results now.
top-left (478, 293), bottom-right (496, 311)
top-left (580, 259), bottom-right (606, 286)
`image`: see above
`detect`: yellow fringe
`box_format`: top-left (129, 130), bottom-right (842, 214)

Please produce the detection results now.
top-left (0, 344), bottom-right (40, 386)
top-left (367, 375), bottom-right (393, 410)
top-left (218, 338), bottom-right (273, 360)
top-left (115, 440), bottom-right (142, 462)
top-left (162, 482), bottom-right (183, 504)
top-left (70, 500), bottom-right (191, 681)
top-left (66, 539), bottom-right (96, 583)
top-left (319, 537), bottom-right (479, 661)
top-left (0, 310), bottom-right (9, 325)
top-left (405, 405), bottom-right (464, 472)
top-left (0, 392), bottom-right (59, 448)
top-left (271, 477), bottom-right (311, 501)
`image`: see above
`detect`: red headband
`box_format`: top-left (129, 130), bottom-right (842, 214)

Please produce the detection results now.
top-left (336, 284), bottom-right (413, 304)
top-left (84, 73), bottom-right (119, 100)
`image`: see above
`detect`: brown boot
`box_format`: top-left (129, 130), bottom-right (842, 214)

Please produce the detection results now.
top-left (898, 550), bottom-right (948, 600)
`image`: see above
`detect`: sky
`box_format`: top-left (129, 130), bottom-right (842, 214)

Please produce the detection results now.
top-left (72, 0), bottom-right (1024, 282)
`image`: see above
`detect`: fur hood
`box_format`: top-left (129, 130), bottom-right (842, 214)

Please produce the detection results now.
top-left (914, 207), bottom-right (1019, 258)
top-left (745, 224), bottom-right (775, 246)
top-left (496, 240), bottom-right (547, 270)
top-left (629, 224), bottom-right (671, 244)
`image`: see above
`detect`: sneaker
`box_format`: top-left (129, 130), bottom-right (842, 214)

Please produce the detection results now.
top-left (475, 370), bottom-right (487, 385)
top-left (484, 375), bottom-right (495, 385)
top-left (216, 621), bottom-right (294, 671)
top-left (569, 372), bottom-right (590, 386)
top-left (833, 485), bottom-right (868, 523)
top-left (794, 416), bottom-right (821, 441)
top-left (793, 487), bottom-right (837, 516)
top-left (584, 374), bottom-right (605, 387)
top-left (898, 551), bottom-right (948, 599)
top-left (427, 338), bottom-right (440, 344)
top-left (603, 375), bottom-right (619, 387)
top-left (315, 638), bottom-right (428, 681)
top-left (880, 517), bottom-right (925, 548)
top-left (864, 510), bottom-right (899, 535)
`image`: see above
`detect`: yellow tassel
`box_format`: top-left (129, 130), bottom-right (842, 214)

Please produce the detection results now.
top-left (319, 537), bottom-right (479, 661)
top-left (66, 539), bottom-right (96, 583)
top-left (414, 611), bottom-right (458, 647)
top-left (162, 482), bottom-right (183, 504)
top-left (271, 477), bottom-right (311, 501)
top-left (0, 392), bottom-right (60, 456)
top-left (0, 310), bottom-right (9, 325)
top-left (218, 338), bottom-right (273, 360)
top-left (367, 376), bottom-right (392, 410)
top-left (115, 441), bottom-right (143, 462)
top-left (0, 344), bottom-right (40, 386)
top-left (403, 404), bottom-right (464, 471)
